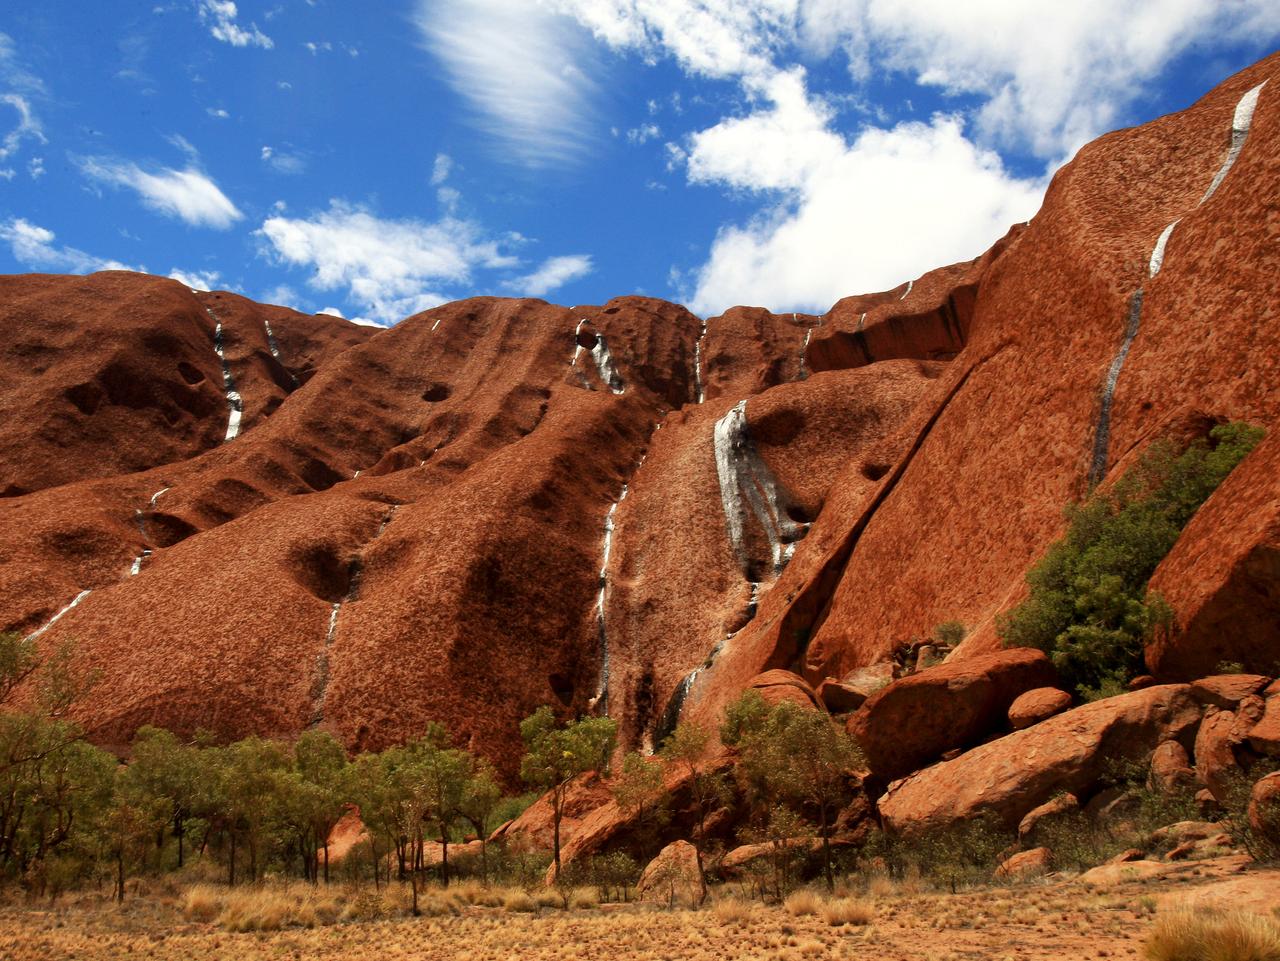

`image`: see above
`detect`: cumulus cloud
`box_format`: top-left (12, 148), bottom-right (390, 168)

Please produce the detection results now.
top-left (414, 0), bottom-right (604, 166)
top-left (168, 267), bottom-right (222, 290)
top-left (78, 157), bottom-right (243, 229)
top-left (504, 254), bottom-right (593, 297)
top-left (197, 0), bottom-right (273, 49)
top-left (681, 73), bottom-right (1042, 314)
top-left (0, 218), bottom-right (134, 274)
top-left (430, 152), bottom-right (453, 186)
top-left (257, 201), bottom-right (520, 325)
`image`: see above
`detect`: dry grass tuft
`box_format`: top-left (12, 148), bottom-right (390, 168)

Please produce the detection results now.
top-left (1145, 906), bottom-right (1280, 961)
top-left (712, 896), bottom-right (753, 924)
top-left (203, 883), bottom-right (344, 932)
top-left (502, 889), bottom-right (538, 913)
top-left (569, 888), bottom-right (599, 910)
top-left (822, 897), bottom-right (875, 927)
top-left (784, 889), bottom-right (823, 917)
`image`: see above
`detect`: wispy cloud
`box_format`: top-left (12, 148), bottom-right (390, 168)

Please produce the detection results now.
top-left (504, 254), bottom-right (593, 298)
top-left (0, 218), bottom-right (134, 274)
top-left (197, 0), bottom-right (273, 49)
top-left (78, 156), bottom-right (243, 229)
top-left (257, 200), bottom-right (519, 325)
top-left (261, 144), bottom-right (306, 174)
top-left (0, 93), bottom-right (44, 162)
top-left (414, 0), bottom-right (603, 167)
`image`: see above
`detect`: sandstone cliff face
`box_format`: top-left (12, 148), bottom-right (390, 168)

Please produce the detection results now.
top-left (0, 54), bottom-right (1277, 782)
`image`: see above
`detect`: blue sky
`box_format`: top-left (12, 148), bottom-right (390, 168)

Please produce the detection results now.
top-left (1, 2), bottom-right (1277, 325)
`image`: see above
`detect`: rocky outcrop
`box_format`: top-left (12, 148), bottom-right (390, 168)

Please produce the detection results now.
top-left (879, 686), bottom-right (1202, 835)
top-left (636, 841), bottom-right (702, 905)
top-left (847, 648), bottom-right (1057, 781)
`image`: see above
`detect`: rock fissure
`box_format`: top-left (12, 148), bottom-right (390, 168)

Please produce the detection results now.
top-left (207, 309), bottom-right (243, 443)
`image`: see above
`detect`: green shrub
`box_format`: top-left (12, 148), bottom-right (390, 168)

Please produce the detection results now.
top-left (999, 423), bottom-right (1263, 696)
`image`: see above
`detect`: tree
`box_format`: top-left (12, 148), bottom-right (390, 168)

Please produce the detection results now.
top-left (218, 737), bottom-right (290, 884)
top-left (99, 765), bottom-right (165, 903)
top-left (458, 756), bottom-right (502, 883)
top-left (659, 721), bottom-right (729, 903)
top-left (1000, 422), bottom-right (1263, 695)
top-left (519, 706), bottom-right (617, 881)
top-left (294, 730), bottom-right (348, 883)
top-left (724, 692), bottom-right (862, 891)
top-left (611, 751), bottom-right (669, 860)
top-left (128, 727), bottom-right (201, 869)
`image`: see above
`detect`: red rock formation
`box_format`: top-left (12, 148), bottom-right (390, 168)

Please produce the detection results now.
top-left (1008, 688), bottom-right (1072, 731)
top-left (1, 53), bottom-right (1278, 810)
top-left (878, 685), bottom-right (1202, 835)
top-left (847, 648), bottom-right (1057, 781)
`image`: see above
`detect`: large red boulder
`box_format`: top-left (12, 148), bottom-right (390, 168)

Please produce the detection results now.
top-left (847, 648), bottom-right (1057, 780)
top-left (1147, 430), bottom-right (1280, 679)
top-left (879, 685), bottom-right (1202, 835)
top-left (1008, 688), bottom-right (1073, 730)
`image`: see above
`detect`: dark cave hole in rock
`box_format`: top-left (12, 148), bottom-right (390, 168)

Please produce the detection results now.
top-left (177, 362), bottom-right (205, 385)
top-left (422, 384), bottom-right (451, 402)
top-left (862, 462), bottom-right (891, 482)
top-left (548, 673), bottom-right (575, 706)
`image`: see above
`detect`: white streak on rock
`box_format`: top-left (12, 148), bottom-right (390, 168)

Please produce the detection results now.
top-left (693, 319), bottom-right (708, 403)
top-left (149, 487), bottom-right (170, 508)
top-left (27, 590), bottom-right (91, 641)
top-left (900, 280), bottom-right (913, 300)
top-left (590, 335), bottom-right (625, 394)
top-left (209, 314), bottom-right (243, 442)
top-left (714, 400), bottom-right (806, 577)
top-left (857, 312), bottom-right (866, 332)
top-left (1149, 219), bottom-right (1180, 279)
top-left (1201, 81), bottom-right (1267, 204)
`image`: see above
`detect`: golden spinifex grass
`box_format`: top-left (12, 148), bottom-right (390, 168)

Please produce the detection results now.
top-left (1144, 905), bottom-right (1280, 961)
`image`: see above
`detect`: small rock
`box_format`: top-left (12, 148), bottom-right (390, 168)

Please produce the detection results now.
top-left (1086, 787), bottom-right (1141, 823)
top-left (841, 662), bottom-right (896, 697)
top-left (749, 670), bottom-right (823, 710)
top-left (1008, 687), bottom-right (1072, 730)
top-left (1149, 740), bottom-right (1196, 794)
top-left (1247, 695), bottom-right (1280, 755)
top-left (1019, 793), bottom-right (1079, 845)
top-left (995, 847), bottom-right (1052, 879)
top-left (1190, 675), bottom-right (1271, 709)
top-left (1248, 771), bottom-right (1280, 837)
top-left (1107, 848), bottom-right (1145, 864)
top-left (636, 841), bottom-right (703, 906)
top-left (1194, 708), bottom-right (1240, 801)
top-left (1128, 675), bottom-right (1156, 691)
top-left (816, 678), bottom-right (867, 714)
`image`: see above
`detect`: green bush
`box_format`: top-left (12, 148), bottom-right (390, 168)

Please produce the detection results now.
top-left (999, 423), bottom-right (1263, 696)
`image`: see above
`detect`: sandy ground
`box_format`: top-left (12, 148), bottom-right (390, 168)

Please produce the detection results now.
top-left (1, 858), bottom-right (1276, 961)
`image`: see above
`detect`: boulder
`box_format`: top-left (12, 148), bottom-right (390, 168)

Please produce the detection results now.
top-left (1085, 787), bottom-right (1141, 823)
top-left (1008, 688), bottom-right (1072, 730)
top-left (1247, 695), bottom-right (1280, 755)
top-left (490, 772), bottom-right (611, 851)
top-left (1149, 740), bottom-right (1197, 794)
top-left (816, 678), bottom-right (867, 714)
top-left (879, 685), bottom-right (1202, 835)
top-left (636, 841), bottom-right (702, 906)
top-left (749, 670), bottom-right (822, 710)
top-left (841, 662), bottom-right (896, 698)
top-left (1194, 708), bottom-right (1242, 801)
top-left (1107, 848), bottom-right (1145, 864)
top-left (848, 648), bottom-right (1058, 781)
top-left (720, 837), bottom-right (828, 877)
top-left (1128, 676), bottom-right (1157, 691)
top-left (1146, 429), bottom-right (1280, 680)
top-left (1191, 675), bottom-right (1272, 709)
top-left (1248, 771), bottom-right (1280, 838)
top-left (995, 847), bottom-right (1052, 880)
top-left (1018, 793), bottom-right (1079, 846)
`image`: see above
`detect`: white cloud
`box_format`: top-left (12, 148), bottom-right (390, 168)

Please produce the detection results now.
top-left (207, 107), bottom-right (230, 119)
top-left (685, 109), bottom-right (1042, 314)
top-left (261, 144), bottom-right (306, 174)
top-left (257, 200), bottom-right (520, 324)
top-left (0, 93), bottom-right (45, 161)
top-left (626, 122), bottom-right (661, 144)
top-left (27, 156), bottom-right (43, 179)
top-left (318, 306), bottom-right (345, 318)
top-left (414, 0), bottom-right (604, 166)
top-left (0, 218), bottom-right (134, 273)
top-left (78, 157), bottom-right (243, 229)
top-left (197, 0), bottom-right (273, 49)
top-left (168, 267), bottom-right (222, 290)
top-left (504, 254), bottom-right (593, 298)
top-left (430, 152), bottom-right (453, 186)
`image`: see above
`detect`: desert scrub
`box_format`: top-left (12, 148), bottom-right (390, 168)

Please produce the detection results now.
top-left (822, 897), bottom-right (875, 926)
top-left (999, 423), bottom-right (1263, 696)
top-left (1144, 905), bottom-right (1280, 961)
